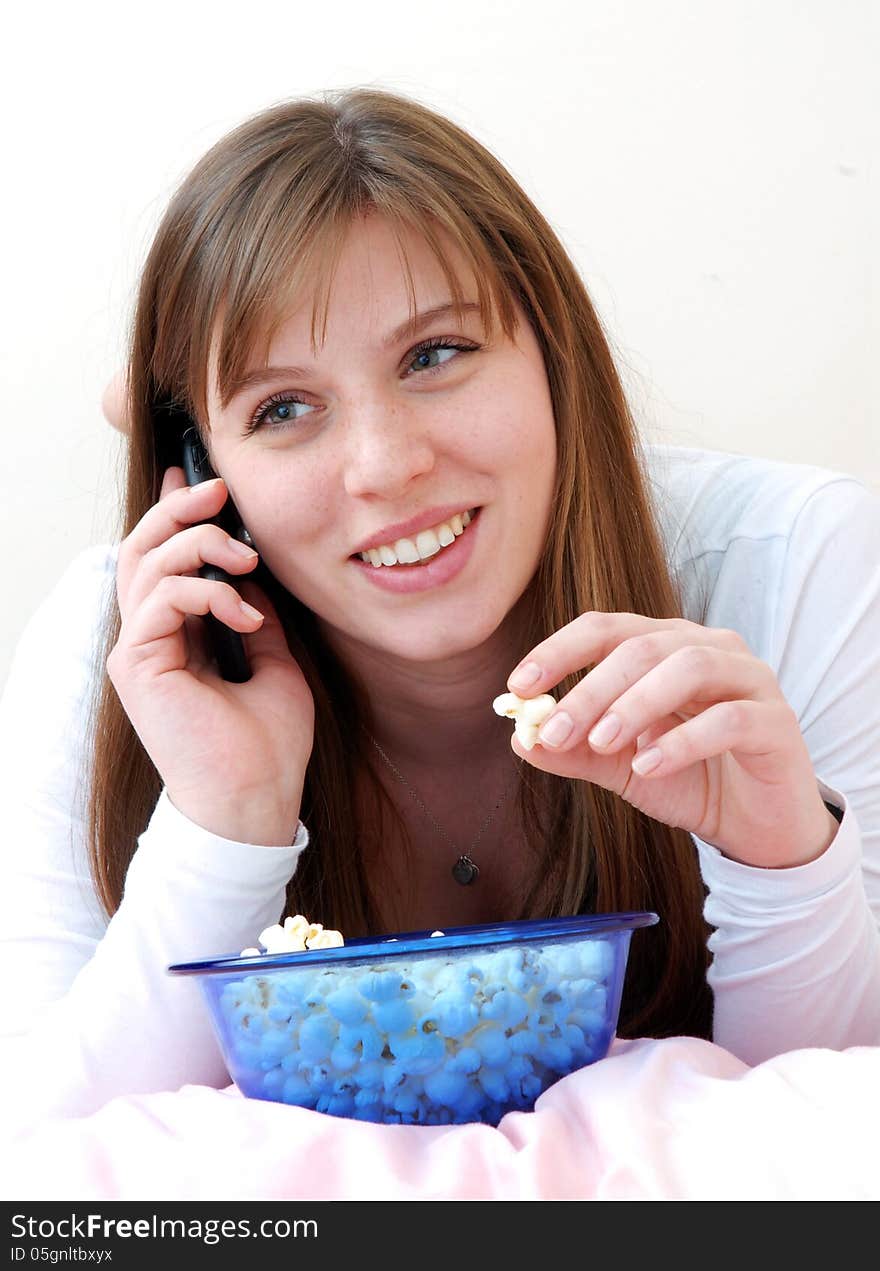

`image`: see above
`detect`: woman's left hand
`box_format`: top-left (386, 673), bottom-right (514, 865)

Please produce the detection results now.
top-left (505, 612), bottom-right (839, 869)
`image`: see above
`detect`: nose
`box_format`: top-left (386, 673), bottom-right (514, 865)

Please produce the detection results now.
top-left (342, 401), bottom-right (437, 499)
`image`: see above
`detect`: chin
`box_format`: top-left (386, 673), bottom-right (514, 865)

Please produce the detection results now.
top-left (307, 579), bottom-right (522, 666)
top-left (376, 611), bottom-right (511, 664)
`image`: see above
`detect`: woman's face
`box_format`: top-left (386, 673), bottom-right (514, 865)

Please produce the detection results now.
top-left (205, 215), bottom-right (557, 665)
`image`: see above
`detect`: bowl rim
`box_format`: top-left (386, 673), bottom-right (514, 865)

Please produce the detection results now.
top-left (167, 910), bottom-right (659, 977)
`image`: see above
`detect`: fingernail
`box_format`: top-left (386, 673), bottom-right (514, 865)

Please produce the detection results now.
top-left (631, 746), bottom-right (662, 775)
top-left (227, 535), bottom-right (257, 558)
top-left (239, 600), bottom-right (264, 621)
top-left (538, 711), bottom-right (573, 747)
top-left (509, 661), bottom-right (541, 691)
top-left (588, 713), bottom-right (620, 748)
top-left (189, 477), bottom-right (222, 493)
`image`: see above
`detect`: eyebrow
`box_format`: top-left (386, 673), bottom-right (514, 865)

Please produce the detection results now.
top-left (226, 300), bottom-right (484, 400)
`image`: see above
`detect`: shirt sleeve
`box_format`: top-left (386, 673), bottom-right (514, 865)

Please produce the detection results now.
top-left (0, 548), bottom-right (308, 1135)
top-left (693, 477), bottom-right (880, 1063)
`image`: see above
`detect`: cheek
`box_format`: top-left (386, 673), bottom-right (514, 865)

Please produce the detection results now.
top-left (496, 380), bottom-right (557, 493)
top-left (232, 470), bottom-right (331, 573)
top-left (503, 389), bottom-right (557, 549)
top-left (463, 367), bottom-right (556, 467)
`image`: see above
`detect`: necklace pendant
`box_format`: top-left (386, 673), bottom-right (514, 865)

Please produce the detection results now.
top-left (452, 854), bottom-right (480, 886)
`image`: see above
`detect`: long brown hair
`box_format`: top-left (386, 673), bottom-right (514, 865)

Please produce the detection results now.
top-left (86, 87), bottom-right (712, 1039)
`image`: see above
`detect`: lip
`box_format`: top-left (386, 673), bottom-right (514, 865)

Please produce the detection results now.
top-left (350, 504), bottom-right (478, 557)
top-left (350, 507), bottom-right (482, 594)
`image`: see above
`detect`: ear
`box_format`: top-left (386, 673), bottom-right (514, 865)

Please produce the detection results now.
top-left (101, 371), bottom-right (129, 433)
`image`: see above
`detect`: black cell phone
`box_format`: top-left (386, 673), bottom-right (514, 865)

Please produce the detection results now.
top-left (153, 406), bottom-right (250, 686)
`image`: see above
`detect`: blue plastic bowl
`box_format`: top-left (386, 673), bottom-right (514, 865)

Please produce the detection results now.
top-left (168, 910), bottom-right (658, 1126)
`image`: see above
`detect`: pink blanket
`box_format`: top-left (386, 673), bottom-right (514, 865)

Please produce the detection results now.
top-left (4, 1037), bottom-right (876, 1200)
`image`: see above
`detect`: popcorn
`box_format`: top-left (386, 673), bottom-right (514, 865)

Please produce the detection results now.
top-left (321, 1092), bottom-right (355, 1117)
top-left (355, 1085), bottom-right (383, 1108)
top-left (285, 914), bottom-right (312, 942)
top-left (394, 1031), bottom-right (445, 1076)
top-left (424, 1069), bottom-right (470, 1107)
top-left (472, 1026), bottom-right (511, 1068)
top-left (480, 987), bottom-right (529, 1029)
top-left (224, 929), bottom-right (618, 1127)
top-left (359, 970), bottom-right (410, 1002)
top-left (325, 987), bottom-right (369, 1026)
top-left (446, 1046), bottom-right (481, 1075)
top-left (357, 1022), bottom-right (385, 1061)
top-left (424, 991), bottom-right (478, 1039)
top-left (258, 1031), bottom-right (291, 1065)
top-left (330, 1041), bottom-right (359, 1072)
top-left (541, 1036), bottom-right (574, 1073)
top-left (492, 691), bottom-right (557, 750)
top-left (240, 913), bottom-right (344, 958)
top-left (255, 919), bottom-right (307, 955)
top-left (478, 1067), bottom-right (510, 1103)
top-left (295, 1011), bottom-right (335, 1062)
top-left (306, 928), bottom-right (345, 950)
top-left (372, 998), bottom-right (415, 1034)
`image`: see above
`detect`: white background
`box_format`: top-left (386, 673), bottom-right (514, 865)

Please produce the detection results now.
top-left (1, 0), bottom-right (877, 686)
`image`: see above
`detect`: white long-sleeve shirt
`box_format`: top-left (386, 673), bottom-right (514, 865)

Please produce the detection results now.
top-left (1, 442), bottom-right (878, 1137)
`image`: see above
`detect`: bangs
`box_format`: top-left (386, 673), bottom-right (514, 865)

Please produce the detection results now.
top-left (197, 200), bottom-right (520, 422)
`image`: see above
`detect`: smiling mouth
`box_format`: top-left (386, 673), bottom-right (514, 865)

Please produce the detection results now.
top-left (353, 508), bottom-right (480, 567)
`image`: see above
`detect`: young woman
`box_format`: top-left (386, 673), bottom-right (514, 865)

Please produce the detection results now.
top-left (2, 87), bottom-right (878, 1128)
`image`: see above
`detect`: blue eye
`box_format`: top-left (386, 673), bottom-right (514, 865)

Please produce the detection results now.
top-left (406, 337), bottom-right (480, 375)
top-left (407, 339), bottom-right (471, 373)
top-left (262, 398), bottom-right (313, 426)
top-left (247, 394), bottom-right (315, 434)
top-left (245, 336), bottom-right (479, 436)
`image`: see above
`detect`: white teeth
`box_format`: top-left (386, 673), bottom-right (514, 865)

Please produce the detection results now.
top-left (415, 529), bottom-right (442, 559)
top-left (394, 537), bottom-right (421, 564)
top-left (358, 509), bottom-right (477, 567)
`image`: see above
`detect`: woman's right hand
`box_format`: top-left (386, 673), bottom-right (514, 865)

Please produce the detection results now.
top-left (106, 466), bottom-right (315, 846)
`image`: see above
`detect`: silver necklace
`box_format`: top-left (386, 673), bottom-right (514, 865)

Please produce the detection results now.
top-left (365, 731), bottom-right (516, 885)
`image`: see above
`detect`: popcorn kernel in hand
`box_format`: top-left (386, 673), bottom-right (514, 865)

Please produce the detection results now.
top-left (492, 692), bottom-right (556, 750)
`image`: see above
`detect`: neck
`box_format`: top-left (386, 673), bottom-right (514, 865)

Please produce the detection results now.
top-left (319, 594), bottom-right (533, 773)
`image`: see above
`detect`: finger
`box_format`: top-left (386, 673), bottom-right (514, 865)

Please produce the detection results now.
top-left (129, 478), bottom-right (230, 556)
top-left (115, 575), bottom-right (263, 678)
top-left (538, 640), bottom-right (773, 753)
top-left (182, 611), bottom-right (211, 673)
top-left (235, 579), bottom-right (301, 670)
top-left (506, 612), bottom-right (689, 699)
top-left (507, 725), bottom-right (635, 795)
top-left (626, 698), bottom-right (800, 782)
top-left (635, 721), bottom-right (671, 750)
top-left (531, 629), bottom-right (692, 750)
top-left (160, 465), bottom-right (188, 499)
top-left (124, 521), bottom-right (259, 617)
top-left (116, 478), bottom-right (231, 609)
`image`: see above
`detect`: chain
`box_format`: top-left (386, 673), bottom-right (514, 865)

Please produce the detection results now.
top-left (365, 730), bottom-right (516, 885)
